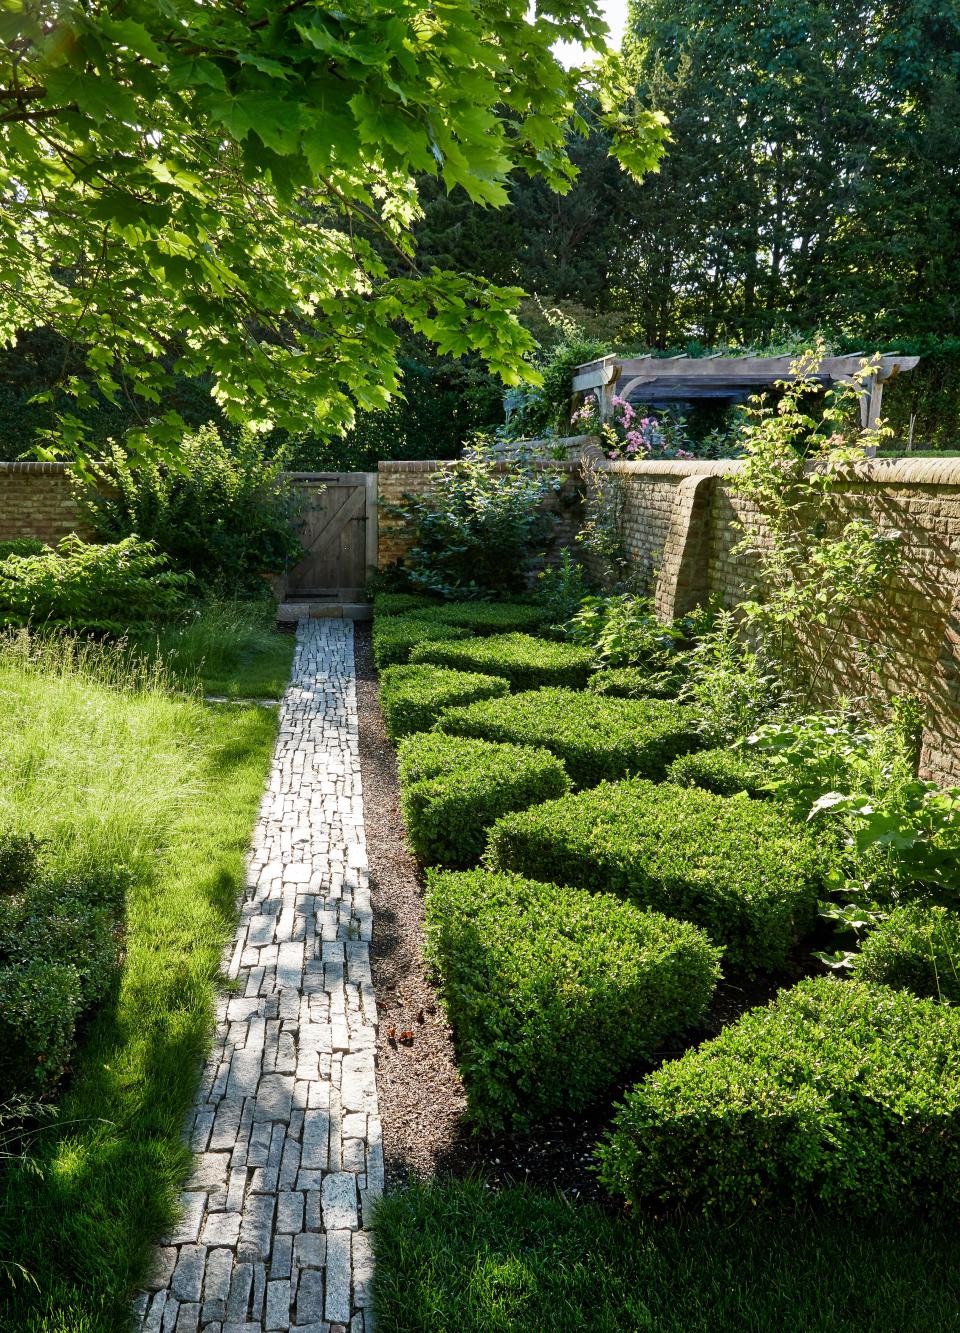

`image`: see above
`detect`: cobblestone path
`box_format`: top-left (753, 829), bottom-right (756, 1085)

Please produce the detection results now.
top-left (136, 620), bottom-right (379, 1333)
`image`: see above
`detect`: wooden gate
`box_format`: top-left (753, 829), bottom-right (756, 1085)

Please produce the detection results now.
top-left (285, 472), bottom-right (377, 601)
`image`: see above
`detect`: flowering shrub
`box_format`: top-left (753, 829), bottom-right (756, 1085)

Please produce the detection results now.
top-left (572, 395), bottom-right (696, 461)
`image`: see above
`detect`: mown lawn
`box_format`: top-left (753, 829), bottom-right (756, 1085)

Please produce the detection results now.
top-left (373, 1179), bottom-right (960, 1333)
top-left (0, 626), bottom-right (287, 1331)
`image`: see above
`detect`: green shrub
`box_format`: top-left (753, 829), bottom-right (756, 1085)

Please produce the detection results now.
top-left (438, 688), bottom-right (700, 788)
top-left (0, 535), bottom-right (191, 632)
top-left (598, 977), bottom-right (960, 1212)
top-left (566, 594), bottom-right (683, 669)
top-left (372, 614), bottom-right (473, 669)
top-left (852, 904), bottom-right (960, 1004)
top-left (486, 778), bottom-right (822, 970)
top-left (379, 665), bottom-right (509, 740)
top-left (415, 601), bottom-right (553, 636)
top-left (0, 832), bottom-right (41, 894)
top-left (588, 666), bottom-right (682, 700)
top-left (0, 879), bottom-right (121, 1009)
top-left (372, 591), bottom-right (439, 617)
top-left (424, 868), bottom-right (722, 1129)
top-left (412, 633), bottom-right (595, 692)
top-left (667, 746), bottom-right (771, 798)
top-left (0, 539), bottom-right (46, 562)
top-left (398, 733), bottom-right (570, 866)
top-left (0, 958), bottom-right (82, 1099)
top-left (83, 424), bottom-right (303, 595)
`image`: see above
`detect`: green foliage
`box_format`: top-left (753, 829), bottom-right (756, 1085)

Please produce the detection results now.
top-left (371, 592), bottom-right (439, 617)
top-left (588, 665), bottom-right (681, 699)
top-left (133, 598), bottom-right (295, 699)
top-left (0, 535), bottom-right (191, 632)
top-left (0, 539), bottom-right (46, 562)
top-left (438, 688), bottom-right (698, 788)
top-left (397, 733), bottom-right (569, 867)
top-left (379, 665), bottom-right (509, 742)
top-left (506, 318), bottom-right (608, 437)
top-left (598, 977), bottom-right (960, 1212)
top-left (620, 0), bottom-right (960, 348)
top-left (732, 352), bottom-right (903, 699)
top-left (0, 831), bottom-right (41, 894)
top-left (565, 593), bottom-right (683, 669)
top-left (387, 444), bottom-right (562, 597)
top-left (83, 425), bottom-right (303, 594)
top-left (852, 905), bottom-right (960, 1004)
top-left (424, 868), bottom-right (721, 1128)
top-left (411, 633), bottom-right (595, 693)
top-left (413, 601), bottom-right (553, 636)
top-left (532, 550), bottom-right (592, 625)
top-left (0, 959), bottom-right (81, 1100)
top-left (680, 608), bottom-right (780, 743)
top-left (667, 746), bottom-right (771, 798)
top-left (1, 0), bottom-right (667, 464)
top-left (487, 778), bottom-right (822, 970)
top-left (371, 615), bottom-right (472, 669)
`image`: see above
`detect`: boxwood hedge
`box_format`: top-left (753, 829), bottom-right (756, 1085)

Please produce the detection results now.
top-left (486, 778), bottom-right (822, 970)
top-left (424, 868), bottom-right (722, 1129)
top-left (852, 903), bottom-right (960, 1004)
top-left (414, 601), bottom-right (553, 637)
top-left (588, 665), bottom-right (682, 700)
top-left (667, 746), bottom-right (772, 798)
top-left (410, 633), bottom-right (594, 692)
top-left (379, 664), bottom-right (509, 740)
top-left (372, 591), bottom-right (439, 617)
top-left (398, 733), bottom-right (570, 867)
top-left (598, 976), bottom-right (960, 1212)
top-left (437, 688), bottom-right (700, 788)
top-left (372, 614), bottom-right (472, 669)
top-left (0, 958), bottom-right (82, 1099)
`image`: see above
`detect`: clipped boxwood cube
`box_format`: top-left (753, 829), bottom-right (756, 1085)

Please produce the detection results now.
top-left (425, 868), bottom-right (722, 1129)
top-left (398, 733), bottom-right (570, 867)
top-left (410, 632), bottom-right (594, 692)
top-left (588, 665), bottom-right (683, 700)
top-left (667, 746), bottom-right (771, 798)
top-left (598, 976), bottom-right (960, 1212)
top-left (414, 601), bottom-right (553, 637)
top-left (852, 903), bottom-right (960, 1004)
top-left (379, 664), bottom-right (509, 741)
top-left (0, 879), bottom-right (121, 1009)
top-left (486, 778), bottom-right (822, 971)
top-left (437, 688), bottom-right (700, 788)
top-left (372, 614), bottom-right (473, 669)
top-left (372, 591), bottom-right (440, 617)
top-left (0, 957), bottom-right (82, 1099)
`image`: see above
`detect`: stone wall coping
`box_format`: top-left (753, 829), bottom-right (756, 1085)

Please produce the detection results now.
top-left (597, 456), bottom-right (960, 487)
top-left (0, 460), bottom-right (73, 475)
top-left (378, 458), bottom-right (581, 474)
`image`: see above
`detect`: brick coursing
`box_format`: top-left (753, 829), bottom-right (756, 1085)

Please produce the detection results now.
top-left (0, 462), bottom-right (94, 545)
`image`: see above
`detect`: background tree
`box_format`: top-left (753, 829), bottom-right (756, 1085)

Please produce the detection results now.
top-left (0, 0), bottom-right (667, 462)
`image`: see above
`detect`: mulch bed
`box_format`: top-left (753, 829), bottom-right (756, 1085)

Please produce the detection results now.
top-left (354, 623), bottom-right (803, 1206)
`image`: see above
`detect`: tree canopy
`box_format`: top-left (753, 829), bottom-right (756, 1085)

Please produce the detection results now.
top-left (0, 0), bottom-right (667, 460)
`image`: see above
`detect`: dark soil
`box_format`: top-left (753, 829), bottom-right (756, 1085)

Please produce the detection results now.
top-left (354, 624), bottom-right (809, 1206)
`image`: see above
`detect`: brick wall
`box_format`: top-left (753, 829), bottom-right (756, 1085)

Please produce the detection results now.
top-left (0, 462), bottom-right (94, 545)
top-left (377, 458), bottom-right (584, 569)
top-left (584, 456), bottom-right (960, 786)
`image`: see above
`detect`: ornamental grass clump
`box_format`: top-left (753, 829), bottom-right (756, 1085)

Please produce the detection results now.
top-left (424, 868), bottom-right (722, 1129)
top-left (598, 976), bottom-right (960, 1212)
top-left (410, 632), bottom-right (594, 692)
top-left (486, 778), bottom-right (822, 970)
top-left (371, 614), bottom-right (472, 669)
top-left (437, 688), bottom-right (700, 788)
top-left (851, 903), bottom-right (960, 1004)
top-left (667, 746), bottom-right (772, 798)
top-left (379, 665), bottom-right (509, 741)
top-left (397, 733), bottom-right (570, 867)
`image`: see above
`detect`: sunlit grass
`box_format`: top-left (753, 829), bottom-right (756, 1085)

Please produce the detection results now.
top-left (0, 627), bottom-right (283, 1331)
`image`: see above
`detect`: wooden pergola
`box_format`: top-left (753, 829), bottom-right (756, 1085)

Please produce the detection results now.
top-left (572, 352), bottom-right (920, 431)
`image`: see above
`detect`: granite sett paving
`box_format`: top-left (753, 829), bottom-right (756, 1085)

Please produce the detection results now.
top-left (135, 620), bottom-right (379, 1333)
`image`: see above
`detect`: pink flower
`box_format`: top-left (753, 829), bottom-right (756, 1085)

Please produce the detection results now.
top-left (608, 450), bottom-right (619, 459)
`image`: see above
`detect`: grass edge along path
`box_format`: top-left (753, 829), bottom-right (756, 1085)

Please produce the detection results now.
top-left (0, 700), bottom-right (280, 1333)
top-left (372, 1177), bottom-right (960, 1333)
